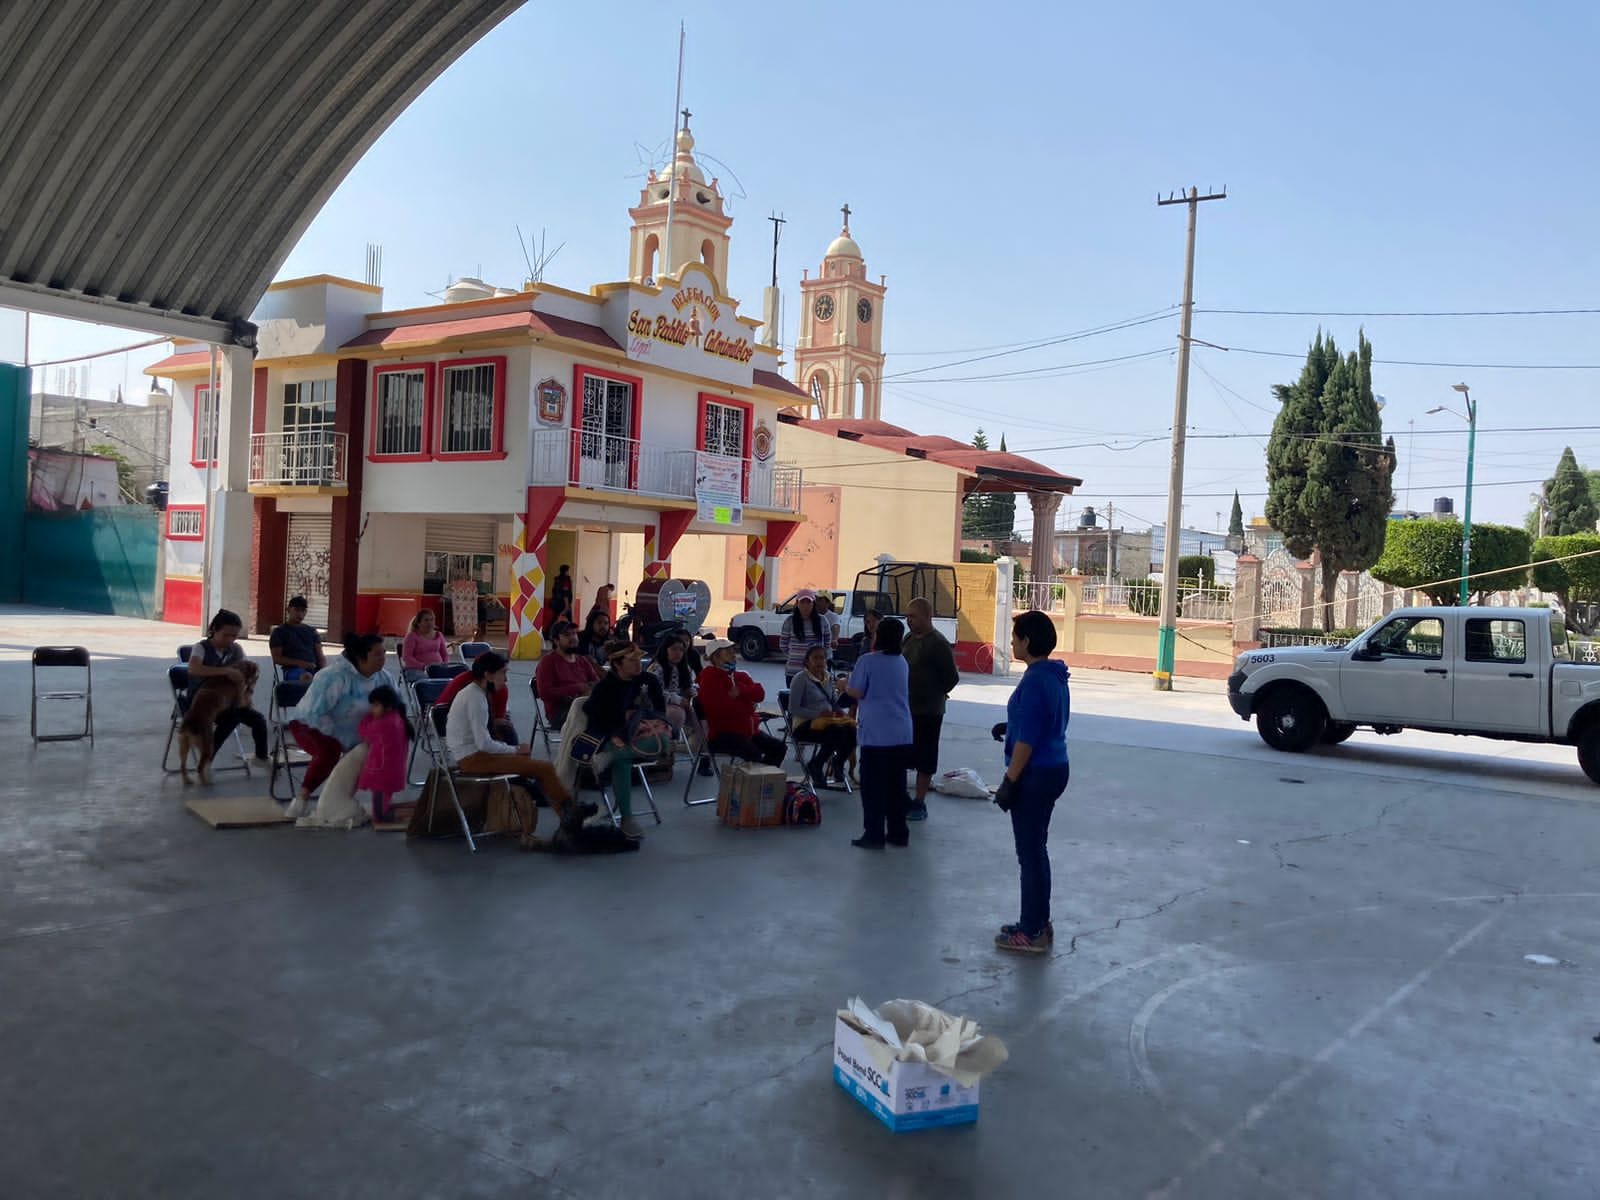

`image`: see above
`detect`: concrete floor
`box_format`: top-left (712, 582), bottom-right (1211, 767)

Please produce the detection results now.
top-left (1, 604), bottom-right (1597, 1199)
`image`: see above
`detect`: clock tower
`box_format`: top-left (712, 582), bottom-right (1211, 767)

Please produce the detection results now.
top-left (794, 205), bottom-right (886, 419)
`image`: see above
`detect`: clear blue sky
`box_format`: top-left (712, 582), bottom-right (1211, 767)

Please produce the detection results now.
top-left (6, 0), bottom-right (1598, 530)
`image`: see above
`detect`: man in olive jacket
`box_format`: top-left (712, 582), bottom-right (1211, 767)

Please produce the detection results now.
top-left (903, 596), bottom-right (960, 820)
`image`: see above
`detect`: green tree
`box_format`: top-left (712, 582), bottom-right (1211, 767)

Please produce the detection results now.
top-left (1544, 448), bottom-right (1599, 536)
top-left (1372, 520), bottom-right (1530, 605)
top-left (1588, 469), bottom-right (1600, 517)
top-left (1177, 554), bottom-right (1215, 584)
top-left (962, 428), bottom-right (1007, 538)
top-left (1228, 490), bottom-right (1244, 540)
top-left (1531, 533), bottom-right (1600, 635)
top-left (989, 433), bottom-right (1017, 538)
top-left (1265, 332), bottom-right (1397, 629)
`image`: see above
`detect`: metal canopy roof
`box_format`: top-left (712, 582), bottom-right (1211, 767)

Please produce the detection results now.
top-left (0, 0), bottom-right (523, 345)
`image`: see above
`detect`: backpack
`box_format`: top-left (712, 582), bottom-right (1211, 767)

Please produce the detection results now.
top-left (783, 780), bottom-right (822, 827)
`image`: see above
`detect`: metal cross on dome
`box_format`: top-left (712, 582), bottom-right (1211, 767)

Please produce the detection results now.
top-left (840, 202), bottom-right (851, 230)
top-left (681, 108), bottom-right (691, 129)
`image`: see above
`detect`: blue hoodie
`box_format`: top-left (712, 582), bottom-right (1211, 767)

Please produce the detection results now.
top-left (1004, 659), bottom-right (1070, 768)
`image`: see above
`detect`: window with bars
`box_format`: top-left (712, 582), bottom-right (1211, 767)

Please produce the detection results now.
top-left (283, 379), bottom-right (335, 434)
top-left (374, 368), bottom-right (428, 457)
top-left (440, 361), bottom-right (498, 455)
top-left (192, 384), bottom-right (218, 466)
top-left (700, 399), bottom-right (746, 460)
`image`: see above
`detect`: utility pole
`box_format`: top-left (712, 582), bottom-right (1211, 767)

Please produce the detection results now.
top-left (1105, 499), bottom-right (1114, 603)
top-left (1154, 186), bottom-right (1226, 690)
top-left (767, 212), bottom-right (786, 287)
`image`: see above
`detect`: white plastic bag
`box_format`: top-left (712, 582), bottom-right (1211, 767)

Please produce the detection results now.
top-left (931, 767), bottom-right (989, 799)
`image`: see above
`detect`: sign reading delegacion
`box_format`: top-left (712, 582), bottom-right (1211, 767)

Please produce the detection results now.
top-left (612, 263), bottom-right (758, 378)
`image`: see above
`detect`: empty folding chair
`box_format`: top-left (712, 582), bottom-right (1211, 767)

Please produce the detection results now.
top-left (529, 676), bottom-right (563, 757)
top-left (409, 678), bottom-right (451, 785)
top-left (31, 646), bottom-right (93, 745)
top-left (459, 641), bottom-right (493, 665)
top-left (426, 662), bottom-right (469, 681)
top-left (267, 675), bottom-right (309, 801)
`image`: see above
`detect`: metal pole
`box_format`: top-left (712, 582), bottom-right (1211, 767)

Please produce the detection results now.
top-left (1458, 387), bottom-right (1476, 605)
top-left (660, 22), bottom-right (686, 280)
top-left (199, 345), bottom-right (219, 635)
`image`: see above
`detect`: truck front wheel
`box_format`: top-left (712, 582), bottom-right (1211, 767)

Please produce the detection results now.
top-left (737, 628), bottom-right (768, 662)
top-left (1256, 686), bottom-right (1326, 753)
top-left (1321, 722), bottom-right (1357, 746)
top-left (1578, 721), bottom-right (1600, 786)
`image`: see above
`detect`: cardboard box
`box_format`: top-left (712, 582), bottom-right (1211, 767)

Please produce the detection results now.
top-left (716, 764), bottom-right (788, 828)
top-left (832, 1015), bottom-right (981, 1131)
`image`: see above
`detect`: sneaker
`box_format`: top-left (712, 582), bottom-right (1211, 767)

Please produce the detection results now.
top-left (1000, 921), bottom-right (1055, 942)
top-left (620, 816), bottom-right (646, 840)
top-left (906, 803), bottom-right (928, 822)
top-left (285, 795), bottom-right (310, 819)
top-left (994, 929), bottom-right (1049, 954)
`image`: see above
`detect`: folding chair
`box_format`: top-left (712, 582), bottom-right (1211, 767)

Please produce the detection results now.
top-left (409, 679), bottom-right (451, 786)
top-left (427, 704), bottom-right (521, 854)
top-left (267, 675), bottom-right (309, 801)
top-left (587, 752), bottom-right (661, 828)
top-left (32, 646), bottom-right (93, 745)
top-left (459, 641), bottom-right (493, 665)
top-left (529, 676), bottom-right (562, 757)
top-left (161, 665), bottom-right (251, 776)
top-left (427, 662), bottom-right (469, 681)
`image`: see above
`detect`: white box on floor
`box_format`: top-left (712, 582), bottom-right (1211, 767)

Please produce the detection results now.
top-left (832, 1014), bottom-right (981, 1131)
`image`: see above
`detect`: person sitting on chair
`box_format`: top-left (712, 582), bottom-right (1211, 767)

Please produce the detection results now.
top-left (789, 643), bottom-right (856, 791)
top-left (437, 661), bottom-right (517, 745)
top-left (697, 639), bottom-right (786, 767)
top-left (534, 620), bottom-right (600, 727)
top-left (577, 608), bottom-right (613, 670)
top-left (445, 652), bottom-right (572, 818)
top-left (581, 641), bottom-right (672, 841)
top-left (268, 596), bottom-right (325, 681)
top-left (400, 608), bottom-right (450, 684)
top-left (188, 608), bottom-right (270, 766)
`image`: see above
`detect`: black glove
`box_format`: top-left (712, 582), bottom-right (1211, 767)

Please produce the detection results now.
top-left (993, 776), bottom-right (1016, 813)
top-left (991, 721), bottom-right (1008, 743)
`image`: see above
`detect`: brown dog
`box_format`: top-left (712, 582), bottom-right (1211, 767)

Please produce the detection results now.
top-left (179, 661), bottom-right (260, 785)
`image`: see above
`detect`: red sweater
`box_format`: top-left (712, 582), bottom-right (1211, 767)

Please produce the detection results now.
top-left (697, 665), bottom-right (765, 739)
top-left (438, 669), bottom-right (507, 721)
top-left (535, 651), bottom-right (601, 714)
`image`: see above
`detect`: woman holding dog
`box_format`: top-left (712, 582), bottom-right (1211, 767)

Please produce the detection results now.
top-left (286, 632), bottom-right (395, 818)
top-left (187, 608), bottom-right (269, 764)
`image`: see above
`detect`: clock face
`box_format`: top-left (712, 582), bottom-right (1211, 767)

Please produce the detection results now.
top-left (813, 294), bottom-right (835, 321)
top-left (857, 297), bottom-right (873, 324)
top-left (810, 375), bottom-right (824, 403)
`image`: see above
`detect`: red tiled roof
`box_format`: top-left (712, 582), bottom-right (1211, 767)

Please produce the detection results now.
top-left (753, 368), bottom-right (808, 399)
top-left (144, 350), bottom-right (211, 376)
top-left (341, 310), bottom-right (620, 351)
top-left (788, 416), bottom-right (1080, 493)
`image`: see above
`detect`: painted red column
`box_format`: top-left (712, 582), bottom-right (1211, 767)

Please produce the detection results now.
top-left (643, 509), bottom-right (695, 579)
top-left (508, 486), bottom-right (566, 659)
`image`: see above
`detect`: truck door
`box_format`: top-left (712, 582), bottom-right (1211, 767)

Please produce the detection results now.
top-left (1339, 614), bottom-right (1453, 725)
top-left (1452, 616), bottom-right (1545, 734)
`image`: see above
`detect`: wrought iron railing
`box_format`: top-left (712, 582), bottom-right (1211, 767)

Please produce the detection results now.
top-left (529, 428), bottom-right (801, 513)
top-left (249, 431), bottom-right (347, 488)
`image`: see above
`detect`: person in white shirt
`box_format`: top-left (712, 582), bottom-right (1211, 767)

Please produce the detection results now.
top-left (445, 652), bottom-right (571, 814)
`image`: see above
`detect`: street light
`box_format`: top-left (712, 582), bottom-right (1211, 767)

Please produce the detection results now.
top-left (1427, 381), bottom-right (1477, 605)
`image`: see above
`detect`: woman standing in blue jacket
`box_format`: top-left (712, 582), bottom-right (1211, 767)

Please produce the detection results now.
top-left (992, 610), bottom-right (1071, 954)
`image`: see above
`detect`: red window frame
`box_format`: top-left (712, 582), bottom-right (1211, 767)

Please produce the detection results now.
top-left (166, 504), bottom-right (205, 541)
top-left (189, 383), bottom-right (217, 468)
top-left (368, 363), bottom-right (436, 462)
top-left (435, 355), bottom-right (509, 462)
top-left (696, 392), bottom-right (754, 501)
top-left (571, 363), bottom-right (645, 489)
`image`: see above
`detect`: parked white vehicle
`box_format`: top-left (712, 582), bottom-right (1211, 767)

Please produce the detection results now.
top-left (1227, 607), bottom-right (1600, 785)
top-left (727, 589), bottom-right (850, 662)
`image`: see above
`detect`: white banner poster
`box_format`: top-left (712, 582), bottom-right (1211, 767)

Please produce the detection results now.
top-left (694, 451), bottom-right (743, 527)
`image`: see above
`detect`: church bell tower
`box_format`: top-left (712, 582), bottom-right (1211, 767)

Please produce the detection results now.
top-left (794, 205), bottom-right (886, 419)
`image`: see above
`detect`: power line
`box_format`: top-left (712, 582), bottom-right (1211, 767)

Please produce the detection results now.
top-left (1197, 305), bottom-right (1600, 318)
top-left (1215, 343), bottom-right (1600, 370)
top-left (880, 310), bottom-right (1178, 380)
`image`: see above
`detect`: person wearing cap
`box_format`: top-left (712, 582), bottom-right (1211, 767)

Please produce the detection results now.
top-left (534, 619), bottom-right (600, 727)
top-left (779, 588), bottom-right (834, 682)
top-left (697, 640), bottom-right (785, 767)
top-left (269, 596), bottom-right (325, 681)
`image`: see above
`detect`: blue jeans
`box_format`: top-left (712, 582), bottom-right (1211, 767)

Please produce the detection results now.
top-left (1010, 762), bottom-right (1070, 937)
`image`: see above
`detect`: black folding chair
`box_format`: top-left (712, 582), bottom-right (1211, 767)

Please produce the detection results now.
top-left (31, 646), bottom-right (93, 745)
top-left (459, 641), bottom-right (493, 664)
top-left (529, 675), bottom-right (563, 756)
top-left (409, 678), bottom-right (451, 785)
top-left (267, 676), bottom-right (309, 800)
top-left (427, 662), bottom-right (469, 680)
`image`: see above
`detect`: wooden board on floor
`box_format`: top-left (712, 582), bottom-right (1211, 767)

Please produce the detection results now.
top-left (185, 797), bottom-right (293, 829)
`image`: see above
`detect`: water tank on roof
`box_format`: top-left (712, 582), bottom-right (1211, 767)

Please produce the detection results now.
top-left (1433, 496), bottom-right (1454, 516)
top-left (492, 287), bottom-right (518, 297)
top-left (444, 276), bottom-right (493, 303)
top-left (1078, 506), bottom-right (1097, 528)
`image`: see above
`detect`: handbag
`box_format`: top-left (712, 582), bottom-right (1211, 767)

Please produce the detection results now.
top-left (569, 729), bottom-right (605, 763)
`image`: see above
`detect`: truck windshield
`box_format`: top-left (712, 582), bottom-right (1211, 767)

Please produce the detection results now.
top-left (853, 563), bottom-right (958, 619)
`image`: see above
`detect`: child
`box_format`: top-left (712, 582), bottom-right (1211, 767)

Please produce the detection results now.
top-left (357, 685), bottom-right (412, 823)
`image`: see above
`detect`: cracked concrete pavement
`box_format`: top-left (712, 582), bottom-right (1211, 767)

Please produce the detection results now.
top-left (1, 605), bottom-right (1597, 1198)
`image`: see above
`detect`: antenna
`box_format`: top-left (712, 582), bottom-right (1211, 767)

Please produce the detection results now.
top-left (517, 226), bottom-right (565, 286)
top-left (364, 243), bottom-right (383, 287)
top-left (767, 212), bottom-right (785, 288)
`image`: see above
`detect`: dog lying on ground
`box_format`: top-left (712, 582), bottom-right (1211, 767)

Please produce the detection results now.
top-left (179, 662), bottom-right (259, 786)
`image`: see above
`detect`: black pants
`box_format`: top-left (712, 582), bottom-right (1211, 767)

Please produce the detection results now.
top-left (859, 744), bottom-right (911, 844)
top-left (708, 730), bottom-right (786, 768)
top-left (213, 706), bottom-right (268, 758)
top-left (795, 725), bottom-right (856, 776)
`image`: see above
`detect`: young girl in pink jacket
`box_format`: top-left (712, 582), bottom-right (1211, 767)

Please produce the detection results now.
top-left (357, 686), bottom-right (412, 822)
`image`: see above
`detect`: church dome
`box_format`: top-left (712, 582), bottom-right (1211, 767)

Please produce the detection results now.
top-left (659, 127), bottom-right (706, 186)
top-left (825, 231), bottom-right (862, 259)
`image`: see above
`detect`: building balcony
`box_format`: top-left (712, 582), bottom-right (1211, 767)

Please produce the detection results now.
top-left (249, 431), bottom-right (348, 494)
top-left (530, 427), bottom-right (801, 514)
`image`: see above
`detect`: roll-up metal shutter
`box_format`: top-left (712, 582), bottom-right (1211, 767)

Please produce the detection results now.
top-left (285, 514), bottom-right (333, 628)
top-left (424, 518), bottom-right (497, 556)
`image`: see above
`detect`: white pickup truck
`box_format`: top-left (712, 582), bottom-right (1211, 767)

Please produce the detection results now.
top-left (1227, 606), bottom-right (1600, 785)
